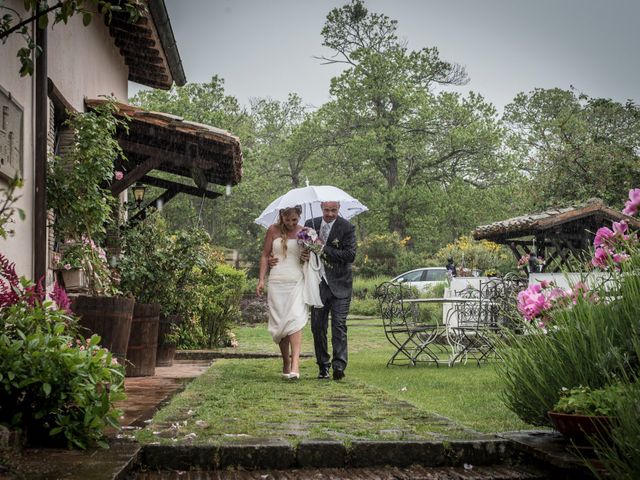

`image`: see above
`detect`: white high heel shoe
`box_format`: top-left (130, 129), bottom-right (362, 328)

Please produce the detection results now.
top-left (286, 372), bottom-right (300, 380)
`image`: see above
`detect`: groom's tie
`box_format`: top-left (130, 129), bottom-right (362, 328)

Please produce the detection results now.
top-left (320, 222), bottom-right (331, 244)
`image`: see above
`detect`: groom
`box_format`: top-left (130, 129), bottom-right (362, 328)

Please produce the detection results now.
top-left (305, 201), bottom-right (356, 380)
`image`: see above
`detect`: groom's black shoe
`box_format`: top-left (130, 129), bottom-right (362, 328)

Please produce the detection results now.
top-left (333, 369), bottom-right (345, 381)
top-left (317, 367), bottom-right (330, 380)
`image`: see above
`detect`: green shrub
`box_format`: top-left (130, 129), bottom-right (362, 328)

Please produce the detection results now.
top-left (350, 297), bottom-right (379, 316)
top-left (353, 275), bottom-right (388, 300)
top-left (0, 297), bottom-right (125, 449)
top-left (496, 259), bottom-right (640, 427)
top-left (243, 276), bottom-right (259, 295)
top-left (435, 235), bottom-right (513, 274)
top-left (553, 384), bottom-right (626, 416)
top-left (354, 233), bottom-right (410, 277)
top-left (119, 215), bottom-right (176, 309)
top-left (177, 246), bottom-right (246, 349)
top-left (594, 382), bottom-right (640, 479)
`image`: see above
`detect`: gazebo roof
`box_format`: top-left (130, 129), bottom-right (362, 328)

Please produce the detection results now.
top-left (473, 198), bottom-right (640, 243)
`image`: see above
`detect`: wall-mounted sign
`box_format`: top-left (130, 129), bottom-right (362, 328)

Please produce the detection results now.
top-left (0, 85), bottom-right (23, 180)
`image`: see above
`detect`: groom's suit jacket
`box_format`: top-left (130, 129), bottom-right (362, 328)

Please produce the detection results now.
top-left (306, 216), bottom-right (356, 299)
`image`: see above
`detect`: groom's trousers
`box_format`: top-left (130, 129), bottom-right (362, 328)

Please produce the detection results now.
top-left (311, 280), bottom-right (350, 372)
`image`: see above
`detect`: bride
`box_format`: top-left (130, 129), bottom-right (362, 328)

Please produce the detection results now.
top-left (257, 205), bottom-right (314, 379)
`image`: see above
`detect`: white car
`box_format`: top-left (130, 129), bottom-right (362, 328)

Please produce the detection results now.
top-left (391, 267), bottom-right (449, 292)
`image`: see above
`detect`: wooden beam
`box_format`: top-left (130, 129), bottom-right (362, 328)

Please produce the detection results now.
top-left (128, 189), bottom-right (179, 225)
top-left (114, 36), bottom-right (156, 49)
top-left (110, 156), bottom-right (163, 196)
top-left (127, 122), bottom-right (235, 157)
top-left (140, 175), bottom-right (222, 200)
top-left (117, 138), bottom-right (227, 172)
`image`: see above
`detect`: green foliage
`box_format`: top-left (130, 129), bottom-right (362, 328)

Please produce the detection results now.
top-left (504, 88), bottom-right (640, 208)
top-left (0, 297), bottom-right (126, 449)
top-left (47, 99), bottom-right (126, 295)
top-left (352, 275), bottom-right (388, 298)
top-left (349, 297), bottom-right (378, 316)
top-left (553, 384), bottom-right (626, 417)
top-left (593, 382), bottom-right (640, 479)
top-left (118, 216), bottom-right (177, 308)
top-left (174, 245), bottom-right (246, 349)
top-left (354, 232), bottom-right (412, 277)
top-left (496, 253), bottom-right (640, 426)
top-left (435, 235), bottom-right (513, 274)
top-left (1, 1), bottom-right (142, 76)
top-left (315, 2), bottom-right (507, 239)
top-left (0, 175), bottom-right (25, 239)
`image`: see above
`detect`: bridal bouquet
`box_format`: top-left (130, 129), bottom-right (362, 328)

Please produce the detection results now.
top-left (297, 227), bottom-right (323, 254)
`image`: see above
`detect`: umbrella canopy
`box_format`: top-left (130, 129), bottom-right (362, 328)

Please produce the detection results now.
top-left (254, 185), bottom-right (368, 228)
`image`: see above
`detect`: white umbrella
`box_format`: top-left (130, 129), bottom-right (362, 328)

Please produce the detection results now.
top-left (254, 184), bottom-right (368, 228)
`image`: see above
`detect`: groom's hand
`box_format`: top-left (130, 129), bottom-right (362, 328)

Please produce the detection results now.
top-left (267, 254), bottom-right (279, 268)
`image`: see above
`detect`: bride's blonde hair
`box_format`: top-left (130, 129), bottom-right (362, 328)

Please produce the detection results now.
top-left (276, 205), bottom-right (302, 258)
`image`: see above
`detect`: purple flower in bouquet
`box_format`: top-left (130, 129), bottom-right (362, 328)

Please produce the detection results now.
top-left (297, 227), bottom-right (323, 254)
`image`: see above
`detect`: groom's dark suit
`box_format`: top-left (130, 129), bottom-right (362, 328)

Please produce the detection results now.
top-left (305, 216), bottom-right (356, 377)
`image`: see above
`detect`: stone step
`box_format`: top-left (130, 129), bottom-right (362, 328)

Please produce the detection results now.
top-left (134, 464), bottom-right (549, 480)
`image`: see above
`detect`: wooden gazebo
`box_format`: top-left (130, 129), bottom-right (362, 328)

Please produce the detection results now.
top-left (472, 199), bottom-right (640, 272)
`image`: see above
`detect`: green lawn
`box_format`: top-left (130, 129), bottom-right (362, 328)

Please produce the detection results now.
top-left (136, 319), bottom-right (532, 445)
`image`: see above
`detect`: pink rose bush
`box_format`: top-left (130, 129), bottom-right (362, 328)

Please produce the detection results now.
top-left (591, 220), bottom-right (635, 269)
top-left (622, 188), bottom-right (640, 216)
top-left (517, 280), bottom-right (598, 329)
top-left (517, 187), bottom-right (640, 328)
top-left (591, 188), bottom-right (640, 270)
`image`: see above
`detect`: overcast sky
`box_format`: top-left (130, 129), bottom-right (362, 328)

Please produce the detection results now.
top-left (130, 0), bottom-right (640, 113)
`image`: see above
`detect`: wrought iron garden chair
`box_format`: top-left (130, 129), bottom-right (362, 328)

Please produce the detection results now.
top-left (374, 282), bottom-right (441, 367)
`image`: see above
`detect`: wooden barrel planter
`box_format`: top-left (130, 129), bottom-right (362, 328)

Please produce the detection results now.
top-left (71, 295), bottom-right (135, 365)
top-left (156, 314), bottom-right (182, 367)
top-left (126, 302), bottom-right (161, 377)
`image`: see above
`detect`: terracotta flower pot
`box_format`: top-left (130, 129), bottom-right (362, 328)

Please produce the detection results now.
top-left (548, 411), bottom-right (616, 446)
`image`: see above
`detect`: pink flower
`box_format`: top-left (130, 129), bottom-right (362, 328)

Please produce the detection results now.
top-left (50, 281), bottom-right (72, 315)
top-left (593, 226), bottom-right (615, 249)
top-left (517, 284), bottom-right (552, 322)
top-left (114, 170), bottom-right (124, 181)
top-left (622, 188), bottom-right (640, 216)
top-left (63, 263), bottom-right (72, 270)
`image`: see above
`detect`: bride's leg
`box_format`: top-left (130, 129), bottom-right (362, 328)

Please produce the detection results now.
top-left (289, 330), bottom-right (302, 374)
top-left (279, 337), bottom-right (291, 373)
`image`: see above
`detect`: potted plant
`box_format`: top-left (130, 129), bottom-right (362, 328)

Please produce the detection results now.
top-left (47, 98), bottom-right (135, 363)
top-left (117, 216), bottom-right (173, 376)
top-left (548, 384), bottom-right (622, 447)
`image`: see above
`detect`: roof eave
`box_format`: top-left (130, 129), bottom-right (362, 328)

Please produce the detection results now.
top-left (147, 0), bottom-right (186, 86)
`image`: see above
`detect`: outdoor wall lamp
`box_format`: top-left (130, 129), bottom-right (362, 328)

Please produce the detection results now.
top-left (132, 182), bottom-right (146, 207)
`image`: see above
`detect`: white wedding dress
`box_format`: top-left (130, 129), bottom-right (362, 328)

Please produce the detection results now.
top-left (267, 238), bottom-right (309, 343)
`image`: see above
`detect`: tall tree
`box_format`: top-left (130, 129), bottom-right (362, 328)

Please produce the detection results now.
top-left (315, 0), bottom-right (506, 238)
top-left (131, 78), bottom-right (320, 273)
top-left (504, 88), bottom-right (640, 207)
